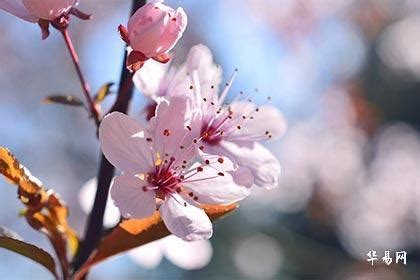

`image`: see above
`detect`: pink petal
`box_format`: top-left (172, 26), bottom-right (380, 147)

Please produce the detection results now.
top-left (159, 194), bottom-right (212, 241)
top-left (0, 0), bottom-right (37, 22)
top-left (152, 7), bottom-right (187, 55)
top-left (162, 235), bottom-right (213, 270)
top-left (183, 157), bottom-right (252, 204)
top-left (99, 112), bottom-right (154, 175)
top-left (148, 96), bottom-right (197, 165)
top-left (22, 0), bottom-right (76, 20)
top-left (227, 102), bottom-right (287, 142)
top-left (110, 175), bottom-right (156, 219)
top-left (218, 141), bottom-right (281, 190)
top-left (127, 2), bottom-right (173, 57)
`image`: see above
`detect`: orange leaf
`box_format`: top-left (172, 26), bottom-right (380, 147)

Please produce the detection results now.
top-left (0, 146), bottom-right (79, 279)
top-left (74, 204), bottom-right (238, 279)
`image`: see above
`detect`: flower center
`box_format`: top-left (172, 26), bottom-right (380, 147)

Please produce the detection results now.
top-left (147, 169), bottom-right (181, 199)
top-left (201, 123), bottom-right (223, 145)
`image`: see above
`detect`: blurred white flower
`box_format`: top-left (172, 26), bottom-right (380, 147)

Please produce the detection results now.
top-left (338, 124), bottom-right (420, 257)
top-left (378, 14), bottom-right (420, 80)
top-left (232, 234), bottom-right (283, 279)
top-left (78, 177), bottom-right (213, 270)
top-left (78, 177), bottom-right (120, 228)
top-left (129, 235), bottom-right (213, 270)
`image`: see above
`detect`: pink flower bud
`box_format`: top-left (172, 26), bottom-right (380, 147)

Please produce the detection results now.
top-left (125, 0), bottom-right (187, 59)
top-left (22, 0), bottom-right (77, 20)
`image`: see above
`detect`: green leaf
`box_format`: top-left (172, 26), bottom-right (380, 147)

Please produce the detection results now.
top-left (43, 95), bottom-right (84, 107)
top-left (0, 227), bottom-right (57, 279)
top-left (94, 82), bottom-right (114, 103)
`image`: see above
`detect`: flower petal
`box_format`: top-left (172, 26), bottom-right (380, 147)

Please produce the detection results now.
top-left (110, 175), bottom-right (156, 219)
top-left (162, 235), bottom-right (213, 270)
top-left (183, 156), bottom-right (252, 205)
top-left (217, 141), bottom-right (281, 189)
top-left (148, 96), bottom-right (197, 165)
top-left (227, 101), bottom-right (287, 142)
top-left (153, 7), bottom-right (187, 55)
top-left (99, 112), bottom-right (153, 175)
top-left (133, 59), bottom-right (170, 99)
top-left (159, 194), bottom-right (212, 241)
top-left (78, 177), bottom-right (121, 227)
top-left (22, 0), bottom-right (76, 20)
top-left (128, 240), bottom-right (164, 269)
top-left (0, 0), bottom-right (37, 22)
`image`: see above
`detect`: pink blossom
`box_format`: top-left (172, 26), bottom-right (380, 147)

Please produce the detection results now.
top-left (135, 45), bottom-right (287, 189)
top-left (78, 178), bottom-right (213, 270)
top-left (99, 96), bottom-right (252, 240)
top-left (119, 0), bottom-right (187, 71)
top-left (0, 0), bottom-right (78, 21)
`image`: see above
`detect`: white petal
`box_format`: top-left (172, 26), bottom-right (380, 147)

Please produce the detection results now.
top-left (0, 0), bottom-right (37, 22)
top-left (148, 97), bottom-right (197, 165)
top-left (219, 141), bottom-right (281, 190)
top-left (227, 102), bottom-right (287, 142)
top-left (183, 156), bottom-right (252, 204)
top-left (128, 240), bottom-right (164, 269)
top-left (99, 112), bottom-right (154, 175)
top-left (162, 235), bottom-right (213, 270)
top-left (78, 177), bottom-right (121, 227)
top-left (159, 194), bottom-right (212, 241)
top-left (110, 175), bottom-right (156, 219)
top-left (133, 59), bottom-right (169, 100)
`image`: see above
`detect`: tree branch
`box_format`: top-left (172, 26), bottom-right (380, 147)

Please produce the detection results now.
top-left (72, 0), bottom-right (146, 273)
top-left (60, 29), bottom-right (100, 126)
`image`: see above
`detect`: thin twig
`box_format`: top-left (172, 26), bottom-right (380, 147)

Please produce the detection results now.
top-left (72, 0), bottom-right (146, 273)
top-left (61, 29), bottom-right (100, 126)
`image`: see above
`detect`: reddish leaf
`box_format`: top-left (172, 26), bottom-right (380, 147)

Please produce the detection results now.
top-left (118, 24), bottom-right (130, 45)
top-left (0, 227), bottom-right (58, 279)
top-left (0, 146), bottom-right (79, 279)
top-left (152, 53), bottom-right (171, 64)
top-left (126, 51), bottom-right (147, 72)
top-left (74, 204), bottom-right (238, 279)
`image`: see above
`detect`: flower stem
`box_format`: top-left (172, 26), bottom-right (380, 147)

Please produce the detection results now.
top-left (60, 28), bottom-right (100, 126)
top-left (72, 0), bottom-right (146, 274)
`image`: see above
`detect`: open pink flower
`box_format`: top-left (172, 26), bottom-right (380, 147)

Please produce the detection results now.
top-left (118, 0), bottom-right (187, 71)
top-left (135, 44), bottom-right (287, 189)
top-left (99, 96), bottom-right (252, 240)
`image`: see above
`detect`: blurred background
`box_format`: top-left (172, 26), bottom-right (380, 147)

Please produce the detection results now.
top-left (1, 0), bottom-right (420, 279)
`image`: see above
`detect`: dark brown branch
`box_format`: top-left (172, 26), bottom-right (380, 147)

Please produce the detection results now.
top-left (72, 0), bottom-right (146, 273)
